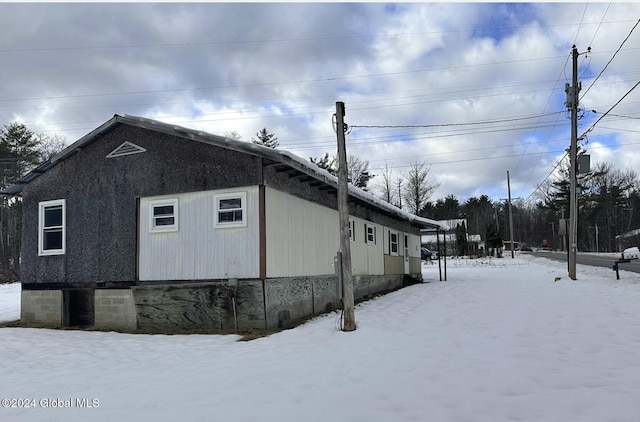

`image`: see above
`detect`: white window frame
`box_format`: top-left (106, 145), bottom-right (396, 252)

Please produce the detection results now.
top-left (365, 223), bottom-right (376, 246)
top-left (348, 219), bottom-right (355, 242)
top-left (214, 192), bottom-right (247, 228)
top-left (149, 198), bottom-right (179, 233)
top-left (389, 230), bottom-right (399, 256)
top-left (38, 199), bottom-right (66, 256)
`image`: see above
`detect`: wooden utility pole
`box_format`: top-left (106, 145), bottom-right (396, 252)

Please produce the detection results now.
top-left (335, 101), bottom-right (356, 331)
top-left (566, 46), bottom-right (581, 280)
top-left (507, 171), bottom-right (515, 259)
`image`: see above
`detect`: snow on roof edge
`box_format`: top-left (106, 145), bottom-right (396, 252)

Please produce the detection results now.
top-left (5, 113), bottom-right (449, 230)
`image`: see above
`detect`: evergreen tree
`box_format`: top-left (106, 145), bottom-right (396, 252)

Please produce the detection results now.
top-left (310, 152), bottom-right (335, 174)
top-left (0, 123), bottom-right (66, 282)
top-left (309, 152), bottom-right (374, 191)
top-left (455, 222), bottom-right (469, 256)
top-left (252, 128), bottom-right (279, 149)
top-left (0, 123), bottom-right (40, 188)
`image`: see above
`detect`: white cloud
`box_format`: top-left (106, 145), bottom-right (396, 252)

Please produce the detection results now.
top-left (1, 2), bottom-right (639, 206)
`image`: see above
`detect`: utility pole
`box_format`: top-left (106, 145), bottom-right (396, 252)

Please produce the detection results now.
top-left (507, 171), bottom-right (515, 258)
top-left (335, 101), bottom-right (356, 331)
top-left (565, 45), bottom-right (581, 280)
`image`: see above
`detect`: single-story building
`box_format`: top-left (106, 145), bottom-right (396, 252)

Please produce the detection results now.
top-left (616, 228), bottom-right (640, 252)
top-left (3, 114), bottom-right (447, 332)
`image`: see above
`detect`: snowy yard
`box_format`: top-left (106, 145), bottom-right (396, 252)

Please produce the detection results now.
top-left (1, 254), bottom-right (640, 422)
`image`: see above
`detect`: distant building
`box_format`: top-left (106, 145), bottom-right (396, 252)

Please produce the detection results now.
top-left (421, 219), bottom-right (482, 257)
top-left (616, 228), bottom-right (640, 252)
top-left (3, 115), bottom-right (446, 332)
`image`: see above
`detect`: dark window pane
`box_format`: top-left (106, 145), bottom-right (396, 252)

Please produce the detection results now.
top-left (44, 206), bottom-right (63, 227)
top-left (43, 229), bottom-right (63, 250)
top-left (153, 205), bottom-right (174, 217)
top-left (219, 210), bottom-right (243, 223)
top-left (154, 217), bottom-right (175, 226)
top-left (219, 198), bottom-right (241, 210)
top-left (219, 211), bottom-right (233, 222)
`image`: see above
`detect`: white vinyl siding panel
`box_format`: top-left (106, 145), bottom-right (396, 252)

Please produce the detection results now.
top-left (349, 218), bottom-right (384, 276)
top-left (138, 187), bottom-right (259, 281)
top-left (265, 188), bottom-right (384, 277)
top-left (265, 187), bottom-right (339, 278)
top-left (406, 233), bottom-right (421, 258)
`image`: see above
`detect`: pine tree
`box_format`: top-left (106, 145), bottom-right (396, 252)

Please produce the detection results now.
top-left (252, 128), bottom-right (279, 149)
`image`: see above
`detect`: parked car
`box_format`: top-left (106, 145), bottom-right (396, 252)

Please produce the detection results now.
top-left (622, 247), bottom-right (639, 260)
top-left (421, 248), bottom-right (438, 260)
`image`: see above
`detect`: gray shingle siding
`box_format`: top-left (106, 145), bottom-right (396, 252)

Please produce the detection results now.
top-left (21, 124), bottom-right (262, 286)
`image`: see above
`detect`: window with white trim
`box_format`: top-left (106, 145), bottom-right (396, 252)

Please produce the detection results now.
top-left (38, 199), bottom-right (66, 256)
top-left (365, 223), bottom-right (376, 245)
top-left (149, 198), bottom-right (179, 233)
top-left (348, 219), bottom-right (355, 242)
top-left (215, 192), bottom-right (247, 228)
top-left (389, 230), bottom-right (399, 256)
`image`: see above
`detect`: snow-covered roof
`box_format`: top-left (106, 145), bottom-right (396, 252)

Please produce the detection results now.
top-left (616, 228), bottom-right (640, 239)
top-left (2, 114), bottom-right (448, 230)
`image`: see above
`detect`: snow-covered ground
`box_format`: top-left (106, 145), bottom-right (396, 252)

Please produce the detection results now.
top-left (1, 254), bottom-right (639, 422)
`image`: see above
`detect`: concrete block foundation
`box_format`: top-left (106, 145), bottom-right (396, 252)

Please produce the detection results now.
top-left (94, 289), bottom-right (138, 331)
top-left (21, 290), bottom-right (63, 326)
top-left (19, 272), bottom-right (422, 332)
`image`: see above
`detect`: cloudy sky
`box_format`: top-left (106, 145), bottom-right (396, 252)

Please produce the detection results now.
top-left (1, 2), bottom-right (639, 205)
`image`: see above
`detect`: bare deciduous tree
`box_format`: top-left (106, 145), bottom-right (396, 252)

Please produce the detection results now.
top-left (35, 132), bottom-right (67, 162)
top-left (223, 130), bottom-right (243, 141)
top-left (402, 160), bottom-right (440, 215)
top-left (376, 161), bottom-right (395, 204)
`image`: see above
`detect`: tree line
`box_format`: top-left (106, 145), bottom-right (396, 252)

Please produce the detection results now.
top-left (249, 127), bottom-right (640, 254)
top-left (0, 123), bottom-right (66, 282)
top-left (3, 123), bottom-right (638, 282)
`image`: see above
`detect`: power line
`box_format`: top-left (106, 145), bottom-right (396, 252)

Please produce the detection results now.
top-left (3, 19), bottom-right (637, 54)
top-left (0, 55), bottom-right (570, 103)
top-left (580, 17), bottom-right (640, 101)
top-left (580, 79), bottom-right (640, 141)
top-left (587, 3), bottom-right (611, 48)
top-left (573, 3), bottom-right (589, 45)
top-left (349, 112), bottom-right (564, 129)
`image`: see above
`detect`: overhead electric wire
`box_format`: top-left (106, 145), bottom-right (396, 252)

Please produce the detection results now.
top-left (3, 19), bottom-right (637, 54)
top-left (579, 79), bottom-right (640, 141)
top-left (587, 3), bottom-right (611, 47)
top-left (0, 55), bottom-right (570, 103)
top-left (523, 79), bottom-right (640, 203)
top-left (349, 111), bottom-right (564, 129)
top-left (580, 17), bottom-right (640, 101)
top-left (573, 3), bottom-right (589, 45)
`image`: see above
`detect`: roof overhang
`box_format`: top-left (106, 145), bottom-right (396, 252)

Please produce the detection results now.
top-left (1, 114), bottom-right (448, 231)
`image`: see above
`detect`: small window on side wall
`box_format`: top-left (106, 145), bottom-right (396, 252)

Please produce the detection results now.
top-left (39, 199), bottom-right (66, 256)
top-left (348, 219), bottom-right (355, 242)
top-left (215, 192), bottom-right (247, 228)
top-left (149, 198), bottom-right (179, 233)
top-left (389, 231), bottom-right (399, 256)
top-left (365, 223), bottom-right (376, 245)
